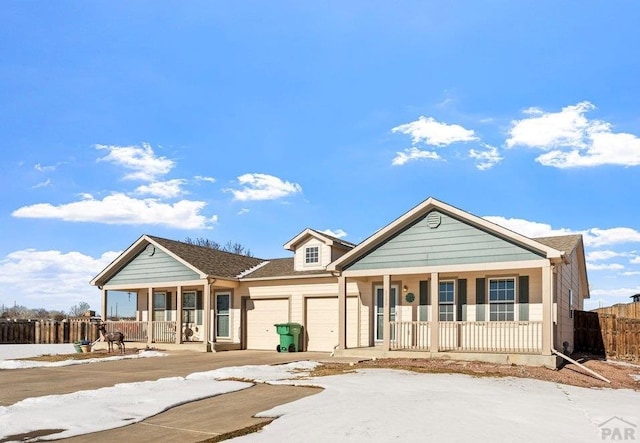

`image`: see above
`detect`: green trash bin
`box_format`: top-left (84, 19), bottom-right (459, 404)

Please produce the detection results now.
top-left (275, 322), bottom-right (303, 352)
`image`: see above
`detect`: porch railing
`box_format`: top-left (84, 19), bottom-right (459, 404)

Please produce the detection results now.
top-left (153, 321), bottom-right (177, 343)
top-left (390, 321), bottom-right (431, 350)
top-left (390, 321), bottom-right (542, 353)
top-left (104, 321), bottom-right (178, 343)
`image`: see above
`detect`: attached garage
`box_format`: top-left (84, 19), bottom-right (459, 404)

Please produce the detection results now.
top-left (305, 297), bottom-right (359, 352)
top-left (245, 298), bottom-right (290, 350)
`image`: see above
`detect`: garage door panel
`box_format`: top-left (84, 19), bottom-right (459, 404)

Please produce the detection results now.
top-left (306, 297), bottom-right (358, 352)
top-left (246, 298), bottom-right (289, 350)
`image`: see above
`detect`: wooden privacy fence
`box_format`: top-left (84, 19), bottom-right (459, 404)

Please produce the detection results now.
top-left (574, 310), bottom-right (640, 361)
top-left (593, 302), bottom-right (640, 319)
top-left (0, 319), bottom-right (99, 344)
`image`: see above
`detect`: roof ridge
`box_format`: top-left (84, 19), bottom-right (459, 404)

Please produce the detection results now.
top-left (235, 260), bottom-right (270, 278)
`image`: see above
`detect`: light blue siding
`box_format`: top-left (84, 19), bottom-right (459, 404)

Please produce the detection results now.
top-left (107, 248), bottom-right (200, 285)
top-left (346, 210), bottom-right (544, 271)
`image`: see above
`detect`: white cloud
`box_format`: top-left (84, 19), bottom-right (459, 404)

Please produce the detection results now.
top-left (392, 116), bottom-right (478, 147)
top-left (585, 227), bottom-right (640, 247)
top-left (483, 217), bottom-right (640, 248)
top-left (482, 216), bottom-right (574, 239)
top-left (585, 250), bottom-right (624, 261)
top-left (392, 147), bottom-right (440, 166)
top-left (237, 208), bottom-right (250, 215)
top-left (95, 143), bottom-right (174, 181)
top-left (322, 229), bottom-right (347, 239)
top-left (587, 263), bottom-right (625, 271)
top-left (226, 173), bottom-right (302, 201)
top-left (134, 179), bottom-right (187, 198)
top-left (506, 101), bottom-right (640, 168)
top-left (631, 256), bottom-right (640, 265)
top-left (468, 144), bottom-right (503, 170)
top-left (195, 176), bottom-right (216, 183)
top-left (590, 286), bottom-right (640, 298)
top-left (0, 249), bottom-right (120, 312)
top-left (32, 179), bottom-right (51, 189)
top-left (34, 163), bottom-right (56, 172)
top-left (12, 193), bottom-right (217, 229)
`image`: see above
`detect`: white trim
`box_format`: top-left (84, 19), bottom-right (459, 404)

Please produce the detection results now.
top-left (438, 280), bottom-right (456, 322)
top-left (215, 292), bottom-right (231, 338)
top-left (487, 277), bottom-right (517, 321)
top-left (341, 259), bottom-right (551, 278)
top-left (304, 245), bottom-right (321, 266)
top-left (284, 228), bottom-right (335, 251)
top-left (374, 284), bottom-right (398, 342)
top-left (101, 279), bottom-right (209, 291)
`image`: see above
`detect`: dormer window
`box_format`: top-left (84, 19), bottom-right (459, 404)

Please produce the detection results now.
top-left (305, 246), bottom-right (319, 264)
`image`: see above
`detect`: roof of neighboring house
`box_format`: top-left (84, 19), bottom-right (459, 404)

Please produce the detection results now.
top-left (241, 258), bottom-right (332, 279)
top-left (148, 235), bottom-right (266, 279)
top-left (533, 234), bottom-right (583, 253)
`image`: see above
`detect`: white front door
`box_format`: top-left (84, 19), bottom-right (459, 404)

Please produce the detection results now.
top-left (375, 285), bottom-right (397, 342)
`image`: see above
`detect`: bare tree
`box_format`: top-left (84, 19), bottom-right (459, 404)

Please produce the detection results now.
top-left (68, 301), bottom-right (91, 318)
top-left (184, 237), bottom-right (253, 257)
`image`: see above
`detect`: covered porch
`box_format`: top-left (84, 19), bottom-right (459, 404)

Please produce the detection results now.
top-left (99, 278), bottom-right (237, 351)
top-left (334, 261), bottom-right (560, 367)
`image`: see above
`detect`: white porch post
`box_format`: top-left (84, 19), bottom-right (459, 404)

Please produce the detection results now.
top-left (338, 276), bottom-right (347, 349)
top-left (203, 282), bottom-right (211, 351)
top-left (541, 263), bottom-right (554, 355)
top-left (211, 287), bottom-right (217, 346)
top-left (101, 289), bottom-right (107, 321)
top-left (382, 274), bottom-right (391, 351)
top-left (430, 273), bottom-right (439, 352)
top-left (147, 287), bottom-right (153, 345)
top-left (175, 285), bottom-right (182, 345)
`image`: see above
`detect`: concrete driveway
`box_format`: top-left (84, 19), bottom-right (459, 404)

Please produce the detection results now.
top-left (0, 350), bottom-right (330, 442)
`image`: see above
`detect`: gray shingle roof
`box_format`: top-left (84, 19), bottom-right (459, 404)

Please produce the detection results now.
top-left (241, 258), bottom-right (332, 279)
top-left (308, 229), bottom-right (356, 249)
top-left (148, 235), bottom-right (265, 279)
top-left (533, 234), bottom-right (582, 253)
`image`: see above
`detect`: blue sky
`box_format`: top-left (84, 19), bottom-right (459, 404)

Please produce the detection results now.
top-left (1, 1), bottom-right (639, 315)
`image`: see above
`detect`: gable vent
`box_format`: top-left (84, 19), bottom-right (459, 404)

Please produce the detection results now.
top-left (426, 212), bottom-right (441, 229)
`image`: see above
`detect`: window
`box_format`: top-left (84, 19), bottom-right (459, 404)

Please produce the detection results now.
top-left (489, 278), bottom-right (515, 321)
top-left (182, 291), bottom-right (197, 324)
top-left (216, 294), bottom-right (230, 338)
top-left (569, 289), bottom-right (574, 319)
top-left (153, 292), bottom-right (167, 321)
top-left (305, 246), bottom-right (319, 264)
top-left (375, 285), bottom-right (397, 341)
top-left (439, 281), bottom-right (455, 321)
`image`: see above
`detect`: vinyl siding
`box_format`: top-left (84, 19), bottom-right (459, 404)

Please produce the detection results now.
top-left (107, 248), bottom-right (200, 285)
top-left (555, 248), bottom-right (582, 351)
top-left (346, 210), bottom-right (544, 271)
top-left (293, 238), bottom-right (332, 271)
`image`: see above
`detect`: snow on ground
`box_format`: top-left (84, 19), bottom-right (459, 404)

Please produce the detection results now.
top-left (0, 356), bottom-right (638, 443)
top-left (0, 344), bottom-right (76, 360)
top-left (0, 360), bottom-right (318, 442)
top-left (0, 344), bottom-right (167, 370)
top-left (0, 350), bottom-right (167, 370)
top-left (232, 369), bottom-right (640, 443)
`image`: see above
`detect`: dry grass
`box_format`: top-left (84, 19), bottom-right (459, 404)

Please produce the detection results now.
top-left (308, 356), bottom-right (640, 390)
top-left (16, 349), bottom-right (141, 362)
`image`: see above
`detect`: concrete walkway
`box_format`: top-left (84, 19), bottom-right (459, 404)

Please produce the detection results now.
top-left (0, 350), bottom-right (330, 442)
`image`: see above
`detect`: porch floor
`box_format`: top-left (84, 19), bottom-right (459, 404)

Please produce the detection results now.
top-left (333, 346), bottom-right (560, 368)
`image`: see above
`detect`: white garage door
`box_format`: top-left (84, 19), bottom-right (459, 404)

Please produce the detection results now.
top-left (246, 298), bottom-right (290, 350)
top-left (305, 297), bottom-right (358, 352)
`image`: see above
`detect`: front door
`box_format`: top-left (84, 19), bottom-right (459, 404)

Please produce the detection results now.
top-left (375, 285), bottom-right (397, 341)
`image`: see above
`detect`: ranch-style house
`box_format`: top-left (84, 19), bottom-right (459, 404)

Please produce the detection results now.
top-left (91, 197), bottom-right (589, 368)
